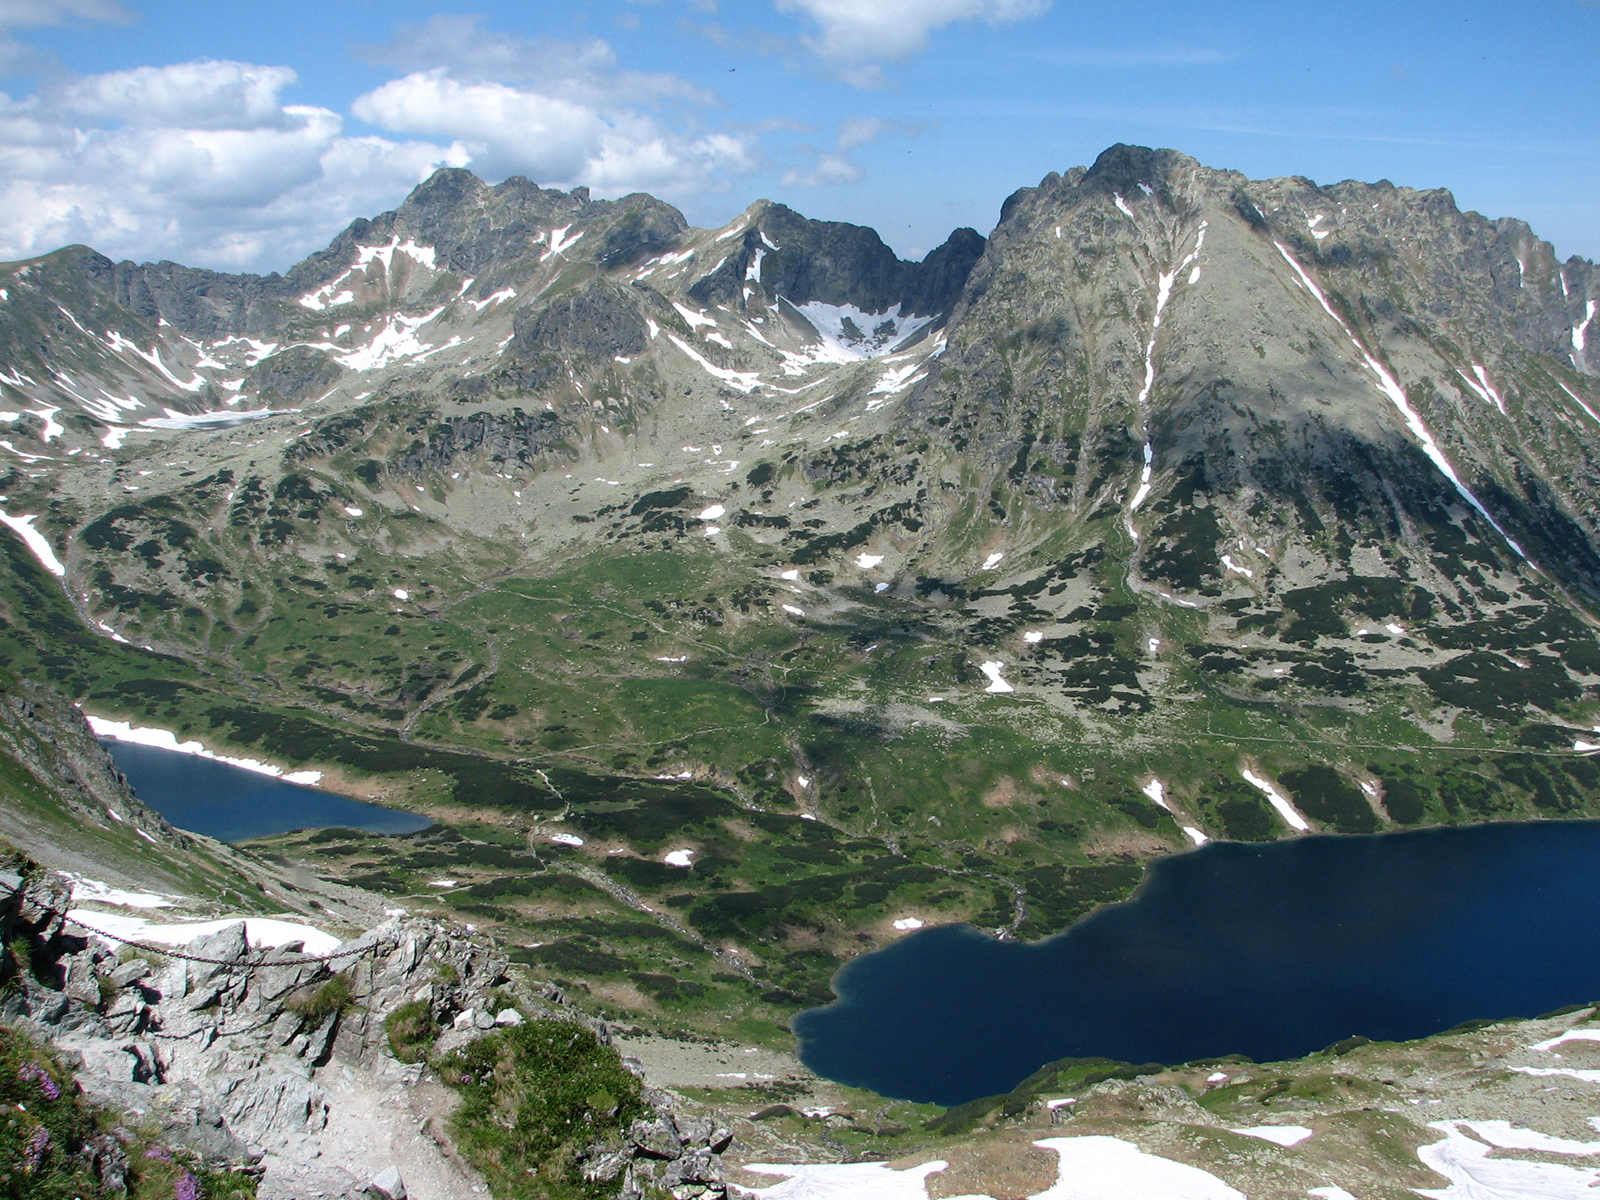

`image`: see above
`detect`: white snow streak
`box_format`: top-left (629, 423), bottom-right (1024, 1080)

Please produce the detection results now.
top-left (140, 408), bottom-right (284, 430)
top-left (1456, 363), bottom-right (1506, 414)
top-left (1415, 1120), bottom-right (1600, 1199)
top-left (1126, 223), bottom-right (1206, 528)
top-left (1241, 768), bottom-right (1310, 831)
top-left (740, 1136), bottom-right (1243, 1200)
top-left (63, 874), bottom-right (176, 909)
top-left (541, 226), bottom-right (583, 261)
top-left (666, 335), bottom-right (761, 393)
top-left (787, 301), bottom-right (932, 364)
top-left (1221, 553), bottom-right (1254, 578)
top-left (1557, 380), bottom-right (1600, 425)
top-left (0, 511), bottom-right (64, 574)
top-left (673, 302), bottom-right (717, 330)
top-left (335, 308), bottom-right (447, 372)
top-left (1273, 242), bottom-right (1527, 562)
top-left (467, 288), bottom-right (516, 311)
top-left (1141, 779), bottom-right (1173, 812)
top-left (1574, 299), bottom-right (1596, 354)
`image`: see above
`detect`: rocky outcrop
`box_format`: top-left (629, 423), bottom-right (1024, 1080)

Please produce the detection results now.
top-left (503, 278), bottom-right (652, 390)
top-left (687, 201), bottom-right (985, 318)
top-left (390, 408), bottom-right (573, 479)
top-left (0, 868), bottom-right (734, 1199)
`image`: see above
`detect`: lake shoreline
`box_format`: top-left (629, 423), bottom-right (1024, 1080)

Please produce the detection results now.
top-left (794, 819), bottom-right (1600, 1106)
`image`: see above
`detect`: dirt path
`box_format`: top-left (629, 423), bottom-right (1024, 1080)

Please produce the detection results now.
top-left (258, 1057), bottom-right (488, 1200)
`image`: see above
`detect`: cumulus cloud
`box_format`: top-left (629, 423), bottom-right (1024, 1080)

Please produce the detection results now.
top-left (352, 69), bottom-right (754, 198)
top-left (348, 19), bottom-right (758, 202)
top-left (776, 0), bottom-right (1051, 83)
top-left (0, 59), bottom-right (460, 270)
top-left (0, 18), bottom-right (759, 271)
top-left (62, 61), bottom-right (305, 129)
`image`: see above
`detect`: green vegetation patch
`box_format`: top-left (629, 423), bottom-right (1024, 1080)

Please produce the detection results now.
top-left (1278, 765), bottom-right (1378, 834)
top-left (924, 1055), bottom-right (1164, 1137)
top-left (440, 1020), bottom-right (646, 1200)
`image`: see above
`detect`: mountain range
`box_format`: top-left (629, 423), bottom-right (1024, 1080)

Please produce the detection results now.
top-left (2, 141), bottom-right (1600, 1197)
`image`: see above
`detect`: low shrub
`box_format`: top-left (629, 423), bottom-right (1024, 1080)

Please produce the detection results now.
top-left (285, 975), bottom-right (356, 1021)
top-left (440, 1020), bottom-right (646, 1199)
top-left (384, 1001), bottom-right (436, 1065)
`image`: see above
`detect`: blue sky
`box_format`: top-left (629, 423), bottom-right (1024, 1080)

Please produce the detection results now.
top-left (2, 0), bottom-right (1596, 271)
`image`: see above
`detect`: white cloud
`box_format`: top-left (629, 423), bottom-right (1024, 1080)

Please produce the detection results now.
top-left (62, 61), bottom-right (304, 130)
top-left (357, 15), bottom-right (709, 106)
top-left (0, 60), bottom-right (461, 270)
top-left (783, 116), bottom-right (919, 186)
top-left (0, 18), bottom-right (759, 271)
top-left (776, 0), bottom-right (1051, 82)
top-left (348, 26), bottom-right (759, 201)
top-left (783, 152), bottom-right (863, 187)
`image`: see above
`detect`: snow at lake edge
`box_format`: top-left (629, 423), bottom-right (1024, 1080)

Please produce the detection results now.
top-left (84, 714), bottom-right (324, 786)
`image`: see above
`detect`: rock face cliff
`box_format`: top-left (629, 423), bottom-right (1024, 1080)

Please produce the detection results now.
top-left (1, 865), bottom-right (735, 1199)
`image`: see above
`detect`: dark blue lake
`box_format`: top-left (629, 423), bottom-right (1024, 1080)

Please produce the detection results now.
top-left (793, 821), bottom-right (1600, 1106)
top-left (103, 740), bottom-right (432, 843)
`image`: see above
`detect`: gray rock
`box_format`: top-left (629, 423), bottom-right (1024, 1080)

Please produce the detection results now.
top-left (629, 1116), bottom-right (682, 1160)
top-left (220, 1065), bottom-right (328, 1136)
top-left (109, 958), bottom-right (152, 988)
top-left (673, 1114), bottom-right (714, 1147)
top-left (269, 1010), bottom-right (303, 1047)
top-left (102, 992), bottom-right (148, 1036)
top-left (63, 955), bottom-right (104, 1009)
top-left (301, 1013), bottom-right (339, 1065)
top-left (493, 1008), bottom-right (523, 1026)
top-left (368, 1165), bottom-right (406, 1200)
top-left (661, 1149), bottom-right (724, 1190)
top-left (580, 1147), bottom-right (631, 1183)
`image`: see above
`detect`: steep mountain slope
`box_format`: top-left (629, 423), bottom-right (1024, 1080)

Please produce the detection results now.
top-left (1, 144), bottom-right (1599, 1045)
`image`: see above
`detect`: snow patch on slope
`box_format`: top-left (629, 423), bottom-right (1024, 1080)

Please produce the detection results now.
top-left (787, 301), bottom-right (932, 362)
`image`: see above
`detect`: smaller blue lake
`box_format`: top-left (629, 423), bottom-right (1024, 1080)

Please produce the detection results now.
top-left (103, 740), bottom-right (432, 843)
top-left (793, 821), bottom-right (1600, 1107)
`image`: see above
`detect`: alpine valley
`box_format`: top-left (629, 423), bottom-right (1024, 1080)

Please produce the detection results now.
top-left (3, 143), bottom-right (1600, 1199)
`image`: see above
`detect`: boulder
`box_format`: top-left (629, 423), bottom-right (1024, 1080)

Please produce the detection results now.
top-left (661, 1149), bottom-right (725, 1194)
top-left (108, 958), bottom-right (152, 988)
top-left (580, 1146), bottom-right (631, 1183)
top-left (368, 1165), bottom-right (407, 1200)
top-left (629, 1115), bottom-right (682, 1159)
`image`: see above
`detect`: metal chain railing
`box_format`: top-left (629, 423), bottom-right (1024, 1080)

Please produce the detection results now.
top-left (0, 876), bottom-right (396, 970)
